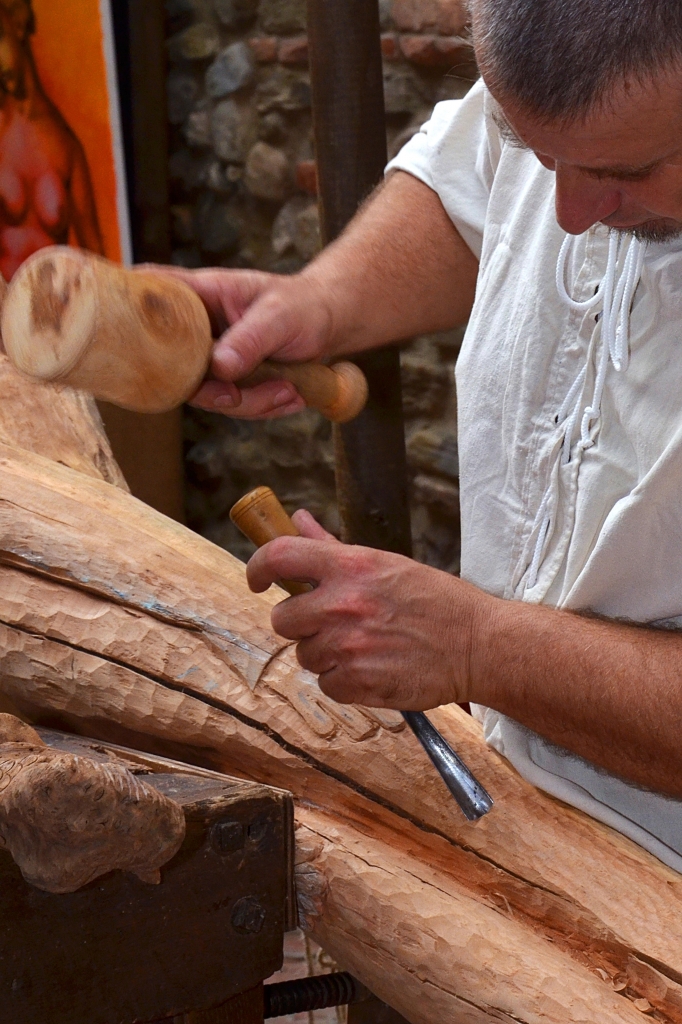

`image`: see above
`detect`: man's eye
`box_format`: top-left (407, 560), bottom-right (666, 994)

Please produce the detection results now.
top-left (589, 167), bottom-right (656, 183)
top-left (622, 170), bottom-right (656, 183)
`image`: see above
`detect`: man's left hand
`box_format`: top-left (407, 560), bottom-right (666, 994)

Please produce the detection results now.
top-left (246, 510), bottom-right (492, 709)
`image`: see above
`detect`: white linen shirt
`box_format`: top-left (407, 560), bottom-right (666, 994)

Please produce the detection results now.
top-left (387, 78), bottom-right (682, 872)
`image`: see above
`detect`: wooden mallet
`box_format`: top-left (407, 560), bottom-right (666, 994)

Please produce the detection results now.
top-left (230, 486), bottom-right (494, 821)
top-left (0, 246), bottom-right (369, 421)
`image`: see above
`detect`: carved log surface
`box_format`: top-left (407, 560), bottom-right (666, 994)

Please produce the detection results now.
top-left (0, 713), bottom-right (184, 893)
top-left (0, 439), bottom-right (681, 1019)
top-left (0, 354), bottom-right (128, 490)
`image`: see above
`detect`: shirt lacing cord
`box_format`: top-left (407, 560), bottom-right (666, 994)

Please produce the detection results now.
top-left (524, 232), bottom-right (647, 591)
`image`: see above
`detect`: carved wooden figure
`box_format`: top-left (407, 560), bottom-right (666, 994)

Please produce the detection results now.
top-left (1, 246), bottom-right (368, 420)
top-left (0, 714), bottom-right (184, 893)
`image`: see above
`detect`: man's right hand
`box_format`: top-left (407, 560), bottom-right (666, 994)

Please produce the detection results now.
top-left (161, 267), bottom-right (335, 419)
top-left (156, 171), bottom-right (478, 420)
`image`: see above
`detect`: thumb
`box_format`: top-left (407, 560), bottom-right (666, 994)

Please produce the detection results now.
top-left (211, 295), bottom-right (304, 381)
top-left (292, 509), bottom-right (340, 543)
top-left (211, 282), bottom-right (331, 382)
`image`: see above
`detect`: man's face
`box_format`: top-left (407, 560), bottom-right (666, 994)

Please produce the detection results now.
top-left (488, 68), bottom-right (682, 242)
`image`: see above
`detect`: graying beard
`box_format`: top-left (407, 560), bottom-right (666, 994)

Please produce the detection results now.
top-left (615, 223), bottom-right (682, 243)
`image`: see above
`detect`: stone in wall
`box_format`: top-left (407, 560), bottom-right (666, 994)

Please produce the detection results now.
top-left (244, 141), bottom-right (292, 201)
top-left (213, 0), bottom-right (260, 28)
top-left (392, 0), bottom-right (469, 35)
top-left (272, 197), bottom-right (321, 262)
top-left (259, 0), bottom-right (307, 35)
top-left (167, 21), bottom-right (220, 61)
top-left (206, 41), bottom-right (255, 97)
top-left (168, 0), bottom-right (474, 573)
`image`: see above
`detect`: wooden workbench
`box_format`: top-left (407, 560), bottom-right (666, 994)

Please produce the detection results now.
top-left (0, 730), bottom-right (295, 1024)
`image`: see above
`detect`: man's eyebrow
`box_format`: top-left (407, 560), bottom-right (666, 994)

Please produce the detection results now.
top-left (491, 105), bottom-right (665, 180)
top-left (490, 106), bottom-right (530, 150)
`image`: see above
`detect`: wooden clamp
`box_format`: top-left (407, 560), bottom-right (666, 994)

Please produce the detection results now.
top-left (1, 246), bottom-right (369, 422)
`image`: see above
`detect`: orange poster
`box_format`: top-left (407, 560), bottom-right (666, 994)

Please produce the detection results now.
top-left (0, 0), bottom-right (131, 281)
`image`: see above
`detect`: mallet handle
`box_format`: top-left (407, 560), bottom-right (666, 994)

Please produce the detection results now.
top-left (240, 360), bottom-right (368, 424)
top-left (230, 486), bottom-right (494, 821)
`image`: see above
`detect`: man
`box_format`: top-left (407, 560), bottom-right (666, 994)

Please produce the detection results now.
top-left (0, 0), bottom-right (102, 280)
top-left (173, 0), bottom-right (682, 869)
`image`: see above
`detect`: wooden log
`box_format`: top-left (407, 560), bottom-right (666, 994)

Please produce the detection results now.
top-left (0, 354), bottom-right (128, 490)
top-left (0, 265), bottom-right (126, 489)
top-left (0, 442), bottom-right (680, 1021)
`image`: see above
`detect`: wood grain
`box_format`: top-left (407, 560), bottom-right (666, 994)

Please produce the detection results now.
top-left (0, 354), bottom-right (128, 489)
top-left (0, 424), bottom-right (679, 1019)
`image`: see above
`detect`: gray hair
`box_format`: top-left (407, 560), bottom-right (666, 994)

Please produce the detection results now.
top-left (471, 0), bottom-right (682, 122)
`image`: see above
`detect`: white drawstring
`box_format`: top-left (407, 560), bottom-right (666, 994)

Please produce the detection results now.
top-left (525, 232), bottom-right (646, 591)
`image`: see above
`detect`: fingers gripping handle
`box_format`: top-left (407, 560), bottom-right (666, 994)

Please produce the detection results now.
top-left (239, 360), bottom-right (368, 424)
top-left (230, 487), bottom-right (494, 821)
top-left (230, 487), bottom-right (311, 596)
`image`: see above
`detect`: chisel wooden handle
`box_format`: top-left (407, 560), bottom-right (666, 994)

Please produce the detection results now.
top-left (230, 486), bottom-right (311, 596)
top-left (1, 246), bottom-right (368, 422)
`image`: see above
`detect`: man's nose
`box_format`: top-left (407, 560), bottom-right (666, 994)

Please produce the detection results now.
top-left (554, 164), bottom-right (621, 235)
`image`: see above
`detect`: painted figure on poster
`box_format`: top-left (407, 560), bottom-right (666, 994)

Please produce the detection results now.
top-left (0, 0), bottom-right (103, 281)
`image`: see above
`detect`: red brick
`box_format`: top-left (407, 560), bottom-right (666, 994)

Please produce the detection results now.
top-left (278, 35), bottom-right (309, 65)
top-left (392, 0), bottom-right (468, 35)
top-left (249, 36), bottom-right (278, 63)
top-left (296, 160), bottom-right (318, 196)
top-left (381, 33), bottom-right (400, 59)
top-left (399, 33), bottom-right (473, 67)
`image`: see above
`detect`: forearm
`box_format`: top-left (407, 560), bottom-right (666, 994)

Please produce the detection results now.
top-left (473, 598), bottom-right (682, 795)
top-left (301, 171), bottom-right (479, 358)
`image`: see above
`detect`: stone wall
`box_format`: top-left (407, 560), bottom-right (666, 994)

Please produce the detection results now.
top-left (166, 0), bottom-right (475, 571)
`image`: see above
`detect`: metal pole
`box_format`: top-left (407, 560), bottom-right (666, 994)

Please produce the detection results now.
top-left (307, 0), bottom-right (493, 821)
top-left (307, 0), bottom-right (412, 555)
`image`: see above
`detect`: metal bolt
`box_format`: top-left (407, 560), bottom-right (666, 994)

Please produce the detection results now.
top-left (247, 815), bottom-right (270, 845)
top-left (211, 820), bottom-right (245, 855)
top-left (231, 895), bottom-right (266, 934)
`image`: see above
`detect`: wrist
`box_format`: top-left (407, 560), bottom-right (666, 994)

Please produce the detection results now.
top-left (463, 589), bottom-right (508, 708)
top-left (298, 250), bottom-right (374, 359)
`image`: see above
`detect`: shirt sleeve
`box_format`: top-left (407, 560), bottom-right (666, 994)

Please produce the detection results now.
top-left (385, 78), bottom-right (501, 260)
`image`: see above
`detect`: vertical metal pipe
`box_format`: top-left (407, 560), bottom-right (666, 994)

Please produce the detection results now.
top-left (307, 0), bottom-right (412, 555)
top-left (307, 2), bottom-right (493, 822)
